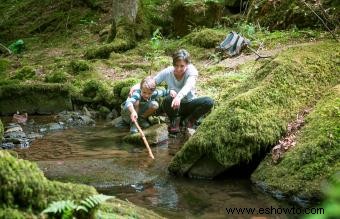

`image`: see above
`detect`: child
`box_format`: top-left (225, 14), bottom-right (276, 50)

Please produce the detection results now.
top-left (121, 76), bottom-right (170, 134)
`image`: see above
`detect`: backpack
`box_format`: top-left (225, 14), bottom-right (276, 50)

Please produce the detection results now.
top-left (216, 32), bottom-right (250, 57)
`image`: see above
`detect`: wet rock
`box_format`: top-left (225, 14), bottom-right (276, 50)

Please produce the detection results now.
top-left (1, 142), bottom-right (15, 149)
top-left (123, 123), bottom-right (168, 146)
top-left (111, 116), bottom-right (128, 129)
top-left (27, 133), bottom-right (43, 140)
top-left (39, 122), bottom-right (64, 132)
top-left (106, 109), bottom-right (119, 120)
top-left (187, 156), bottom-right (226, 179)
top-left (56, 111), bottom-right (95, 126)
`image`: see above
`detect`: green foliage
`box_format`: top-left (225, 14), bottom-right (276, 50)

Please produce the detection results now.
top-left (11, 66), bottom-right (36, 80)
top-left (0, 207), bottom-right (27, 219)
top-left (82, 79), bottom-right (104, 98)
top-left (0, 58), bottom-right (10, 78)
top-left (252, 85), bottom-right (340, 198)
top-left (169, 41), bottom-right (340, 177)
top-left (70, 60), bottom-right (91, 74)
top-left (146, 28), bottom-right (164, 74)
top-left (184, 28), bottom-right (226, 48)
top-left (42, 194), bottom-right (113, 219)
top-left (45, 71), bottom-right (70, 83)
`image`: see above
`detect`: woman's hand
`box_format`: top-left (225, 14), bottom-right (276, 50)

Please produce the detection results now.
top-left (130, 111), bottom-right (138, 122)
top-left (170, 90), bottom-right (177, 98)
top-left (171, 96), bottom-right (181, 109)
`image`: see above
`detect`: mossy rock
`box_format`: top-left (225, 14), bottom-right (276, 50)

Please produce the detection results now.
top-left (99, 199), bottom-right (165, 219)
top-left (0, 150), bottom-right (96, 211)
top-left (11, 66), bottom-right (36, 81)
top-left (70, 60), bottom-right (91, 74)
top-left (0, 150), bottom-right (165, 218)
top-left (0, 83), bottom-right (73, 115)
top-left (123, 123), bottom-right (168, 145)
top-left (251, 85), bottom-right (340, 200)
top-left (168, 41), bottom-right (339, 178)
top-left (184, 28), bottom-right (227, 48)
top-left (44, 70), bottom-right (70, 83)
top-left (0, 207), bottom-right (29, 219)
top-left (112, 78), bottom-right (139, 106)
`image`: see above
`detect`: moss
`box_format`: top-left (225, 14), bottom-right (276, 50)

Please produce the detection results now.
top-left (251, 85), bottom-right (340, 199)
top-left (99, 199), bottom-right (165, 219)
top-left (70, 60), bottom-right (91, 74)
top-left (0, 119), bottom-right (3, 141)
top-left (0, 82), bottom-right (72, 115)
top-left (112, 78), bottom-right (139, 105)
top-left (0, 58), bottom-right (10, 78)
top-left (0, 207), bottom-right (28, 219)
top-left (11, 66), bottom-right (36, 80)
top-left (45, 70), bottom-right (70, 83)
top-left (168, 41), bottom-right (340, 176)
top-left (184, 28), bottom-right (227, 48)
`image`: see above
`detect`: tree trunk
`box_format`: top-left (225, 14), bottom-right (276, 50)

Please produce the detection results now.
top-left (108, 0), bottom-right (139, 42)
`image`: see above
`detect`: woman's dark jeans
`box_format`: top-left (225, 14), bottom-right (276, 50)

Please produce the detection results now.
top-left (161, 96), bottom-right (214, 122)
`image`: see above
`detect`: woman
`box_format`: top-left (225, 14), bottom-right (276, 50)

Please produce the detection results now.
top-left (131, 49), bottom-right (214, 134)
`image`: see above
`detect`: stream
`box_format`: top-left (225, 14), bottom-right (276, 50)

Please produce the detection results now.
top-left (3, 117), bottom-right (295, 218)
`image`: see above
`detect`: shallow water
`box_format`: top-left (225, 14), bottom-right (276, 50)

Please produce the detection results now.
top-left (9, 120), bottom-right (295, 218)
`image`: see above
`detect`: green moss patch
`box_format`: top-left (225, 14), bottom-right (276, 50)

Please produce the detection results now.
top-left (0, 82), bottom-right (72, 115)
top-left (168, 41), bottom-right (339, 177)
top-left (251, 85), bottom-right (340, 199)
top-left (184, 28), bottom-right (227, 48)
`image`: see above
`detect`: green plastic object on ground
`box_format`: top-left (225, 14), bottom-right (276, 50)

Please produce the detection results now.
top-left (8, 39), bottom-right (24, 54)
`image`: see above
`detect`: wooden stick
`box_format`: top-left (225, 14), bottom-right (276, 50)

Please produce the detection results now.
top-left (133, 121), bottom-right (155, 159)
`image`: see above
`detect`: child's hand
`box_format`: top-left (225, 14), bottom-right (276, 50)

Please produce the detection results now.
top-left (170, 90), bottom-right (177, 98)
top-left (130, 111), bottom-right (138, 122)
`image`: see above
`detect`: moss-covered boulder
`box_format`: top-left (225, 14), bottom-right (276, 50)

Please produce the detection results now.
top-left (168, 41), bottom-right (339, 179)
top-left (0, 83), bottom-right (73, 115)
top-left (251, 85), bottom-right (340, 200)
top-left (0, 150), bottom-right (165, 218)
top-left (247, 0), bottom-right (339, 30)
top-left (0, 150), bottom-right (96, 211)
top-left (184, 28), bottom-right (227, 48)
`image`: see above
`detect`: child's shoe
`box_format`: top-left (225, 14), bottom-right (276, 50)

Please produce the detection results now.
top-left (138, 117), bottom-right (150, 128)
top-left (130, 123), bottom-right (138, 134)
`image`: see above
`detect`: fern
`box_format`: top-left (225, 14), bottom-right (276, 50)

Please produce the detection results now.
top-left (42, 194), bottom-right (113, 218)
top-left (42, 200), bottom-right (77, 219)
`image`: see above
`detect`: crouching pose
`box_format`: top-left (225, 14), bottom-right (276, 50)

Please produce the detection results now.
top-left (121, 76), bottom-right (170, 133)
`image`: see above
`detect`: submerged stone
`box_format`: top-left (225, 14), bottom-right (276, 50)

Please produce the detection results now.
top-left (123, 123), bottom-right (168, 146)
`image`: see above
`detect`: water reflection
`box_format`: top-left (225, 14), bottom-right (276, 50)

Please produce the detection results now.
top-left (10, 120), bottom-right (292, 218)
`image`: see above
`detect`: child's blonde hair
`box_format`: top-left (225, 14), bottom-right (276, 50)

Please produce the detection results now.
top-left (140, 76), bottom-right (156, 91)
